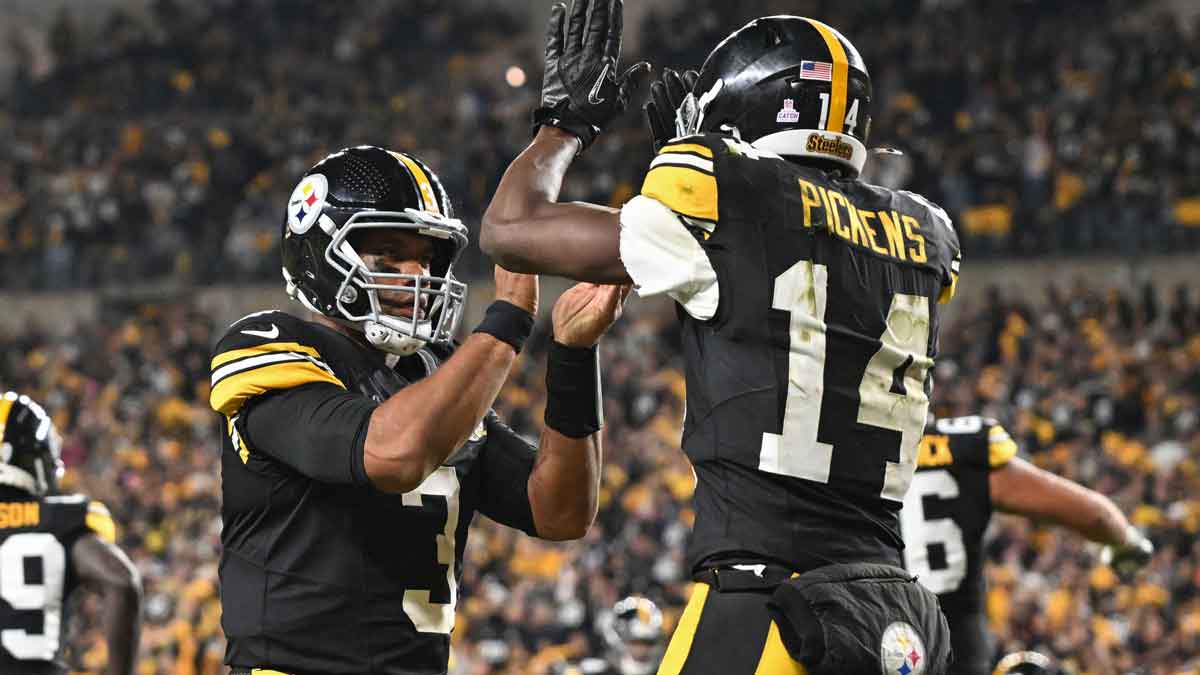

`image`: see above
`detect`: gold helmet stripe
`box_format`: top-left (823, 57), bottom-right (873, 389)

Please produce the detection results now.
top-left (804, 19), bottom-right (849, 134)
top-left (390, 151), bottom-right (442, 215)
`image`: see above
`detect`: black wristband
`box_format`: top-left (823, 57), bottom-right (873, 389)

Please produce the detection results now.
top-left (544, 341), bottom-right (603, 438)
top-left (473, 301), bottom-right (534, 353)
top-left (532, 101), bottom-right (600, 152)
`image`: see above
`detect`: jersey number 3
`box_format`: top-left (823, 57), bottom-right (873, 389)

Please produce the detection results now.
top-left (759, 260), bottom-right (931, 501)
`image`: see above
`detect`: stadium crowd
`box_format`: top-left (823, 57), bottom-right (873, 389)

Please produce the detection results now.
top-left (0, 277), bottom-right (1197, 674)
top-left (3, 0), bottom-right (1200, 290)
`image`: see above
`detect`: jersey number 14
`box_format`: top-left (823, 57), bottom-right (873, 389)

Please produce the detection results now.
top-left (759, 261), bottom-right (932, 501)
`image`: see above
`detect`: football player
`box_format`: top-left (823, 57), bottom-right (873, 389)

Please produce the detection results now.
top-left (211, 146), bottom-right (627, 675)
top-left (554, 595), bottom-right (666, 675)
top-left (901, 416), bottom-right (1153, 675)
top-left (481, 2), bottom-right (958, 673)
top-left (0, 391), bottom-right (142, 675)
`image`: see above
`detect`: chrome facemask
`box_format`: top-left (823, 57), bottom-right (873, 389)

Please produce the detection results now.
top-left (324, 209), bottom-right (469, 356)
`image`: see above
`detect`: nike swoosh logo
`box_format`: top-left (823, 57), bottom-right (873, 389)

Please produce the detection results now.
top-left (587, 63), bottom-right (610, 104)
top-left (241, 325), bottom-right (279, 339)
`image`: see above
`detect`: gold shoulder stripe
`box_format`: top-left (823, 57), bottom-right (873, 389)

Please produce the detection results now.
top-left (660, 142), bottom-right (714, 159)
top-left (86, 501), bottom-right (117, 544)
top-left (641, 165), bottom-right (718, 223)
top-left (988, 425), bottom-right (1018, 468)
top-left (210, 361), bottom-right (345, 416)
top-left (212, 341), bottom-right (323, 370)
top-left (804, 19), bottom-right (849, 134)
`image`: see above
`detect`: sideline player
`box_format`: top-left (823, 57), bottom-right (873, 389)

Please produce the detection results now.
top-left (481, 2), bottom-right (958, 672)
top-left (211, 146), bottom-right (627, 675)
top-left (902, 416), bottom-right (1152, 675)
top-left (0, 391), bottom-right (142, 675)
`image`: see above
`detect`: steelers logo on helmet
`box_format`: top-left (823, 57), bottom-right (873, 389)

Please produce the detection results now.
top-left (287, 173), bottom-right (328, 234)
top-left (880, 621), bottom-right (926, 675)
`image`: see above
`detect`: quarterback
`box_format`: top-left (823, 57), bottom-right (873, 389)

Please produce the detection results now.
top-left (902, 416), bottom-right (1153, 675)
top-left (0, 392), bottom-right (142, 675)
top-left (482, 1), bottom-right (957, 673)
top-left (211, 146), bottom-right (626, 674)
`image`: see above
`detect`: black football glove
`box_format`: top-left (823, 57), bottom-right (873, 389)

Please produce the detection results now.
top-left (644, 68), bottom-right (698, 153)
top-left (534, 0), bottom-right (651, 152)
top-left (1100, 528), bottom-right (1154, 582)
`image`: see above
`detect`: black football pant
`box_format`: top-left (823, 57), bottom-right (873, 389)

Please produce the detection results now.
top-left (656, 580), bottom-right (808, 675)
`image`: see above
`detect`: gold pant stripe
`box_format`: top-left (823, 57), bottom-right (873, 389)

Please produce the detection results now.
top-left (251, 670), bottom-right (292, 675)
top-left (753, 620), bottom-right (809, 675)
top-left (656, 582), bottom-right (710, 675)
top-left (804, 19), bottom-right (849, 134)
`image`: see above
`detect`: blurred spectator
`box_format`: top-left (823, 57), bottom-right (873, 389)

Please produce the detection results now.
top-left (1, 277), bottom-right (1198, 672)
top-left (2, 0), bottom-right (1199, 291)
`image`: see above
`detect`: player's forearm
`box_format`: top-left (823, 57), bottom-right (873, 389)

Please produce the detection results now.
top-left (481, 127), bottom-right (629, 282)
top-left (365, 333), bottom-right (516, 492)
top-left (992, 458), bottom-right (1131, 545)
top-left (528, 429), bottom-right (601, 540)
top-left (101, 576), bottom-right (142, 675)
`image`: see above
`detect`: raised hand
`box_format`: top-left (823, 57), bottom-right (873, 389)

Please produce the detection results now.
top-left (534, 0), bottom-right (652, 151)
top-left (551, 283), bottom-right (631, 348)
top-left (644, 68), bottom-right (698, 152)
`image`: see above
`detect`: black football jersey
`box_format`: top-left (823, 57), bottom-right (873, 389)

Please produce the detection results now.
top-left (630, 134), bottom-right (960, 574)
top-left (900, 416), bottom-right (1018, 672)
top-left (210, 310), bottom-right (538, 675)
top-left (0, 490), bottom-right (116, 675)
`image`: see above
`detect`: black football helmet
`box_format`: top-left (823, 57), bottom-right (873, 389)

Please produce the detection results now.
top-left (0, 392), bottom-right (64, 496)
top-left (281, 146), bottom-right (469, 356)
top-left (994, 651), bottom-right (1068, 675)
top-left (675, 16), bottom-right (872, 176)
top-left (598, 596), bottom-right (665, 675)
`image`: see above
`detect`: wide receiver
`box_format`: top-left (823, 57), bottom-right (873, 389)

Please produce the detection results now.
top-left (901, 416), bottom-right (1152, 675)
top-left (210, 146), bottom-right (626, 674)
top-left (482, 2), bottom-right (958, 673)
top-left (0, 392), bottom-right (142, 675)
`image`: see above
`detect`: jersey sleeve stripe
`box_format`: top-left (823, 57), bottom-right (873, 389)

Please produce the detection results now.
top-left (210, 361), bottom-right (346, 416)
top-left (659, 142), bottom-right (713, 159)
top-left (211, 341), bottom-right (324, 369)
top-left (650, 153), bottom-right (714, 173)
top-left (804, 19), bottom-right (849, 134)
top-left (211, 351), bottom-right (334, 388)
top-left (86, 501), bottom-right (117, 544)
top-left (641, 165), bottom-right (718, 223)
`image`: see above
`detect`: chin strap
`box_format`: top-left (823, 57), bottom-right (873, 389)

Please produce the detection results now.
top-left (363, 320), bottom-right (426, 356)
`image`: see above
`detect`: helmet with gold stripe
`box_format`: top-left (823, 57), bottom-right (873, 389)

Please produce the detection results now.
top-left (676, 16), bottom-right (872, 177)
top-left (0, 392), bottom-right (64, 496)
top-left (281, 146), bottom-right (469, 356)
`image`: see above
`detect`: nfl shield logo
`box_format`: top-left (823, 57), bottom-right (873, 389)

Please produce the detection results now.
top-left (880, 621), bottom-right (925, 675)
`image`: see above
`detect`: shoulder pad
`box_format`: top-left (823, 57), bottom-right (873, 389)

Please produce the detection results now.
top-left (209, 310), bottom-right (345, 416)
top-left (84, 499), bottom-right (117, 544)
top-left (641, 134), bottom-right (719, 225)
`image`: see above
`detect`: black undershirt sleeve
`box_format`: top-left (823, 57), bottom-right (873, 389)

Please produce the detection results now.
top-left (475, 412), bottom-right (538, 536)
top-left (239, 382), bottom-right (377, 487)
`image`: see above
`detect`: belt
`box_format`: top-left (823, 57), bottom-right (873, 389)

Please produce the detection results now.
top-left (694, 563), bottom-right (796, 592)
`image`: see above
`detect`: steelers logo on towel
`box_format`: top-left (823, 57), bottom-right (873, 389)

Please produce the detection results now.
top-left (880, 621), bottom-right (925, 675)
top-left (288, 173), bottom-right (328, 234)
